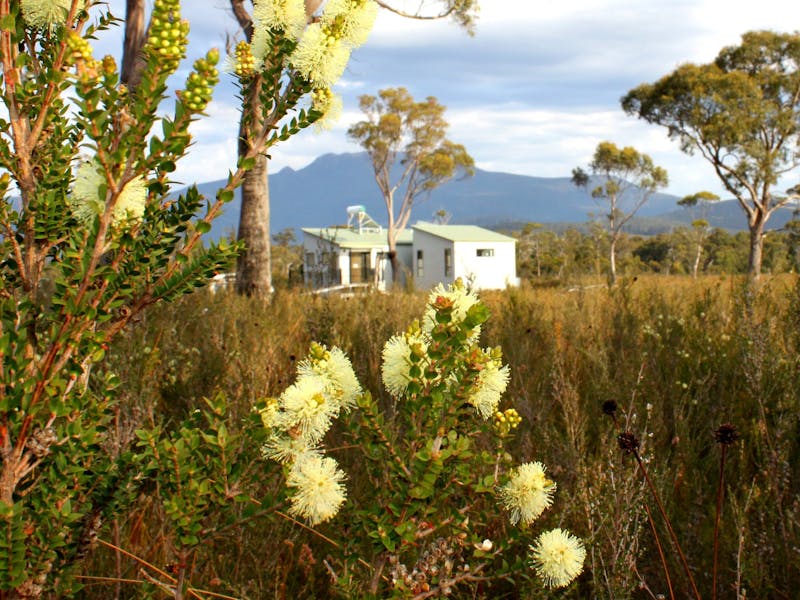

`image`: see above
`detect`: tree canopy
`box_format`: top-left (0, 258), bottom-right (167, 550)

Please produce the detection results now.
top-left (572, 141), bottom-right (668, 285)
top-left (621, 30), bottom-right (800, 278)
top-left (348, 87), bottom-right (474, 282)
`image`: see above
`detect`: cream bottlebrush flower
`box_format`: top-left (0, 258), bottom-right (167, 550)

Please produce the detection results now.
top-left (498, 461), bottom-right (556, 526)
top-left (297, 345), bottom-right (361, 411)
top-left (310, 87), bottom-right (343, 130)
top-left (21, 0), bottom-right (82, 28)
top-left (321, 0), bottom-right (378, 47)
top-left (253, 0), bottom-right (307, 40)
top-left (70, 159), bottom-right (146, 227)
top-left (290, 22), bottom-right (351, 88)
top-left (258, 397), bottom-right (281, 429)
top-left (286, 452), bottom-right (347, 525)
top-left (251, 0), bottom-right (307, 64)
top-left (530, 528), bottom-right (586, 588)
top-left (262, 433), bottom-right (315, 464)
top-left (422, 280), bottom-right (482, 338)
top-left (381, 330), bottom-right (428, 397)
top-left (274, 374), bottom-right (337, 443)
top-left (467, 356), bottom-right (510, 419)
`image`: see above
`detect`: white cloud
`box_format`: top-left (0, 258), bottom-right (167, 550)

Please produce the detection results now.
top-left (85, 0), bottom-right (800, 204)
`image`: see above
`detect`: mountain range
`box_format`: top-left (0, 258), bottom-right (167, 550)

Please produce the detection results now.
top-left (186, 152), bottom-right (798, 240)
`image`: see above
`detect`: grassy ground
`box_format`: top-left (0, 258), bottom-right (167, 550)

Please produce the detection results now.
top-left (84, 274), bottom-right (800, 599)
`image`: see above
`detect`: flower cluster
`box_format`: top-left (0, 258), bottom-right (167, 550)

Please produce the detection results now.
top-left (20, 0), bottom-right (83, 29)
top-left (381, 321), bottom-right (428, 398)
top-left (498, 462), bottom-right (585, 587)
top-left (530, 529), bottom-right (586, 588)
top-left (234, 0), bottom-right (377, 125)
top-left (69, 158), bottom-right (147, 228)
top-left (379, 280), bottom-right (510, 421)
top-left (466, 348), bottom-right (510, 419)
top-left (146, 0), bottom-right (190, 75)
top-left (284, 452), bottom-right (347, 526)
top-left (251, 0), bottom-right (307, 56)
top-left (498, 461), bottom-right (556, 526)
top-left (260, 342), bottom-right (361, 525)
top-left (310, 87), bottom-right (343, 130)
top-left (290, 0), bottom-right (378, 88)
top-left (422, 280), bottom-right (482, 340)
top-left (493, 408), bottom-right (522, 435)
top-left (65, 30), bottom-right (94, 66)
top-left (232, 40), bottom-right (256, 79)
top-left (65, 30), bottom-right (105, 81)
top-left (181, 49), bottom-right (220, 113)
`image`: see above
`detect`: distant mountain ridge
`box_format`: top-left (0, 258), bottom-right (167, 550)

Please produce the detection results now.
top-left (187, 152), bottom-right (796, 239)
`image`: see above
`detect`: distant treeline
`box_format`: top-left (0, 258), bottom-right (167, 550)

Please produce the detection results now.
top-left (510, 223), bottom-right (800, 279)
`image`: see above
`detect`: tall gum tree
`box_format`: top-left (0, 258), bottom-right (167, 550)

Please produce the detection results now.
top-left (228, 0), bottom-right (478, 295)
top-left (572, 141), bottom-right (668, 286)
top-left (621, 30), bottom-right (800, 280)
top-left (123, 1), bottom-right (479, 295)
top-left (348, 87), bottom-right (474, 284)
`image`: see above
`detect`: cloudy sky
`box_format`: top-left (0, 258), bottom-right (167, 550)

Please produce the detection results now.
top-left (94, 0), bottom-right (800, 199)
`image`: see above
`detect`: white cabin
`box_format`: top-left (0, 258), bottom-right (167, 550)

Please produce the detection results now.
top-left (301, 226), bottom-right (413, 291)
top-left (411, 222), bottom-right (518, 290)
top-left (302, 213), bottom-right (517, 292)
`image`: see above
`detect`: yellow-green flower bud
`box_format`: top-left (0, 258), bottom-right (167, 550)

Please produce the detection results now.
top-left (146, 0), bottom-right (189, 75)
top-left (180, 48), bottom-right (220, 114)
top-left (233, 40), bottom-right (256, 79)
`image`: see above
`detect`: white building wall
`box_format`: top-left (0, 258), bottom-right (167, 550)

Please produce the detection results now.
top-left (453, 241), bottom-right (518, 289)
top-left (303, 231), bottom-right (414, 290)
top-left (412, 229), bottom-right (454, 289)
top-left (302, 233), bottom-right (346, 287)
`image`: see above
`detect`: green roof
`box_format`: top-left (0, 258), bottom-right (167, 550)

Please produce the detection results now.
top-left (412, 222), bottom-right (516, 243)
top-left (302, 227), bottom-right (413, 249)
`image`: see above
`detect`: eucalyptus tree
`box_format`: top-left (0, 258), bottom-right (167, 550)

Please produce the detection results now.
top-left (622, 30), bottom-right (800, 280)
top-left (348, 87), bottom-right (474, 283)
top-left (572, 142), bottom-right (668, 285)
top-left (678, 191), bottom-right (720, 278)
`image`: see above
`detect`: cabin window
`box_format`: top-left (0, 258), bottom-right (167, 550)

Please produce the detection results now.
top-left (416, 250), bottom-right (424, 277)
top-left (476, 248), bottom-right (494, 257)
top-left (306, 252), bottom-right (316, 267)
top-left (444, 248), bottom-right (452, 276)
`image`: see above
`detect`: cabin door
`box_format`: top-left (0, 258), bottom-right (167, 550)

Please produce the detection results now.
top-left (349, 252), bottom-right (369, 283)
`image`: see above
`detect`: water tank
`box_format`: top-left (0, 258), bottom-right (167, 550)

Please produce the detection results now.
top-left (346, 204), bottom-right (366, 216)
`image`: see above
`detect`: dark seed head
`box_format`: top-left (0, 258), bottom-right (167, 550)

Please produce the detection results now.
top-left (602, 400), bottom-right (618, 416)
top-left (714, 423), bottom-right (739, 446)
top-left (618, 431), bottom-right (640, 454)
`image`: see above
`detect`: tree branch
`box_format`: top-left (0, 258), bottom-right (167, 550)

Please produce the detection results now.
top-left (229, 0), bottom-right (254, 40)
top-left (373, 0), bottom-right (456, 21)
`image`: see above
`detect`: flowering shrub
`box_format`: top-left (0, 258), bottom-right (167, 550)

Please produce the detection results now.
top-left (263, 280), bottom-right (586, 596)
top-left (0, 0), bottom-right (378, 596)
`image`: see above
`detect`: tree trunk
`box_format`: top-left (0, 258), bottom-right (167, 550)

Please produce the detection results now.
top-left (229, 1), bottom-right (272, 296)
top-left (121, 0), bottom-right (146, 89)
top-left (388, 249), bottom-right (399, 286)
top-left (748, 218), bottom-right (765, 280)
top-left (235, 150), bottom-right (271, 295)
top-left (692, 241), bottom-right (702, 278)
top-left (609, 236), bottom-right (618, 286)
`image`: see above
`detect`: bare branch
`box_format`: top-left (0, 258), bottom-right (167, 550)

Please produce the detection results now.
top-left (373, 0), bottom-right (456, 20)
